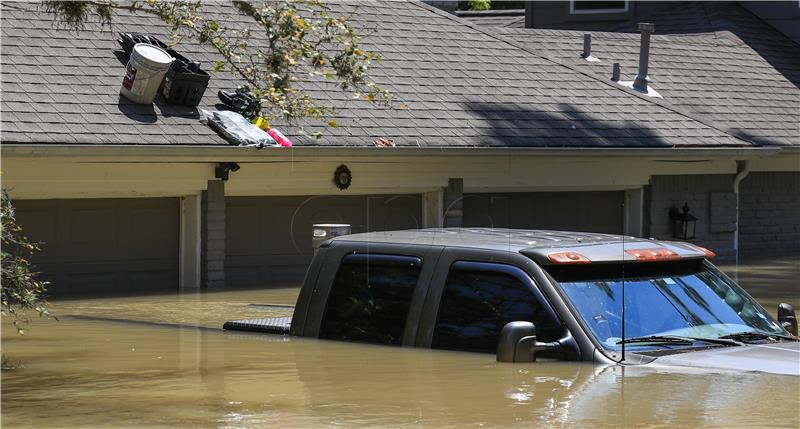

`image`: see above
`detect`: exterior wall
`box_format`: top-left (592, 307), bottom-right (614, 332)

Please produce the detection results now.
top-left (739, 172), bottom-right (800, 257)
top-left (525, 1), bottom-right (674, 30)
top-left (523, 1), bottom-right (800, 43)
top-left (179, 193), bottom-right (202, 290)
top-left (3, 146), bottom-right (796, 294)
top-left (443, 178), bottom-right (464, 227)
top-left (422, 190), bottom-right (444, 228)
top-left (0, 147), bottom-right (744, 200)
top-left (201, 180), bottom-right (226, 289)
top-left (645, 174), bottom-right (737, 262)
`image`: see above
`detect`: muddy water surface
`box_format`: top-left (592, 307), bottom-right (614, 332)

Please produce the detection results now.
top-left (2, 260), bottom-right (799, 428)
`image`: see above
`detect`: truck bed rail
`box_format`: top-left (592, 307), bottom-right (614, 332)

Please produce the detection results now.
top-left (223, 316), bottom-right (292, 335)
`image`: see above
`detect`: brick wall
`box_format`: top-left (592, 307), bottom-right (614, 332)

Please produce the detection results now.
top-left (202, 180), bottom-right (226, 289)
top-left (739, 172), bottom-right (800, 257)
top-left (645, 174), bottom-right (737, 262)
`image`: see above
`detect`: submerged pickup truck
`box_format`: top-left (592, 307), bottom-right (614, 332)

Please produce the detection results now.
top-left (224, 228), bottom-right (799, 375)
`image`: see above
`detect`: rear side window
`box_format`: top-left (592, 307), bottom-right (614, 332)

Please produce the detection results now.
top-left (433, 262), bottom-right (561, 353)
top-left (320, 254), bottom-right (421, 345)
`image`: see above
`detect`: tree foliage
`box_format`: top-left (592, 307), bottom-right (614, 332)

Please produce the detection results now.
top-left (43, 0), bottom-right (392, 132)
top-left (457, 0), bottom-right (491, 11)
top-left (1, 191), bottom-right (52, 334)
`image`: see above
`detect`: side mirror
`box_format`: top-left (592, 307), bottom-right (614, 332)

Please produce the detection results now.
top-left (496, 321), bottom-right (560, 363)
top-left (778, 303), bottom-right (798, 336)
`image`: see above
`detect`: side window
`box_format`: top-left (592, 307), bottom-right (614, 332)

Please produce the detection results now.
top-left (433, 262), bottom-right (561, 353)
top-left (320, 254), bottom-right (421, 345)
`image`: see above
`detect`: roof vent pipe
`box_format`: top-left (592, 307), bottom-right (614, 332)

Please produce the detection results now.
top-left (582, 33), bottom-right (592, 58)
top-left (612, 62), bottom-right (620, 82)
top-left (581, 33), bottom-right (599, 62)
top-left (633, 23), bottom-right (655, 92)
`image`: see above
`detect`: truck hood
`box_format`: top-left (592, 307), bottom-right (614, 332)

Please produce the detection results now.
top-left (651, 341), bottom-right (800, 375)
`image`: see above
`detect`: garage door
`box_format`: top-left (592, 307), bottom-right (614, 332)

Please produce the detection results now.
top-left (463, 191), bottom-right (624, 234)
top-left (226, 194), bottom-right (422, 288)
top-left (13, 198), bottom-right (180, 297)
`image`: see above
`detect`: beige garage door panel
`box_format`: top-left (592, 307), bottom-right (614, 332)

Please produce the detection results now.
top-left (226, 194), bottom-right (422, 288)
top-left (464, 191), bottom-right (624, 234)
top-left (14, 198), bottom-right (179, 297)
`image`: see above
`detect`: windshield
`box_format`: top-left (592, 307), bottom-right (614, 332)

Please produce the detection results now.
top-left (550, 261), bottom-right (786, 350)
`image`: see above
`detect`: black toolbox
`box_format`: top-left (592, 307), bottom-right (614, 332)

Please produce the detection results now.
top-left (160, 49), bottom-right (210, 107)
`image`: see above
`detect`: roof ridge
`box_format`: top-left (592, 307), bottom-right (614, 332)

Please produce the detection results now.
top-left (499, 27), bottom-right (744, 49)
top-left (455, 9), bottom-right (525, 18)
top-left (411, 0), bottom-right (758, 147)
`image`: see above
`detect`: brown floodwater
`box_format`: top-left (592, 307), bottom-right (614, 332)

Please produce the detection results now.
top-left (2, 260), bottom-right (799, 428)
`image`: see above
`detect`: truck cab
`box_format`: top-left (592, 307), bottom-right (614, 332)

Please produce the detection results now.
top-left (226, 228), bottom-right (799, 374)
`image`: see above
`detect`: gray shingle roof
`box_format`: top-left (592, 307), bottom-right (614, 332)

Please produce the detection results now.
top-left (0, 1), bottom-right (755, 148)
top-left (497, 3), bottom-right (800, 148)
top-left (456, 9), bottom-right (525, 28)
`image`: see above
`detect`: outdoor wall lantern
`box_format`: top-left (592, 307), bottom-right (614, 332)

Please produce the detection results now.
top-left (669, 202), bottom-right (697, 240)
top-left (215, 162), bottom-right (240, 181)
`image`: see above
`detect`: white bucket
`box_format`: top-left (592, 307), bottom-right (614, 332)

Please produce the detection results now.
top-left (120, 43), bottom-right (173, 104)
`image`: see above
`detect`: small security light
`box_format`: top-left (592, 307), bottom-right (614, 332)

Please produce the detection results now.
top-left (215, 162), bottom-right (240, 181)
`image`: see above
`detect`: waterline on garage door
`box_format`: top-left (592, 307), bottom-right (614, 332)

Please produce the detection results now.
top-left (463, 191), bottom-right (625, 234)
top-left (225, 194), bottom-right (423, 288)
top-left (13, 198), bottom-right (180, 297)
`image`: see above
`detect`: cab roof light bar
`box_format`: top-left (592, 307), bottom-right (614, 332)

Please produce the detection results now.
top-left (625, 248), bottom-right (681, 262)
top-left (548, 251), bottom-right (591, 264)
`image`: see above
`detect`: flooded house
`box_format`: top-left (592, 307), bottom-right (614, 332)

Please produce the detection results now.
top-left (1, 0), bottom-right (798, 298)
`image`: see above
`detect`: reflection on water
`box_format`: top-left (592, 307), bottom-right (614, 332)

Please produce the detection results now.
top-left (719, 258), bottom-right (800, 312)
top-left (2, 259), bottom-right (798, 428)
top-left (45, 288), bottom-right (299, 328)
top-left (4, 318), bottom-right (798, 428)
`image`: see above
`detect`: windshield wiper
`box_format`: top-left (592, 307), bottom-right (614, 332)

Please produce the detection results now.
top-left (718, 331), bottom-right (798, 343)
top-left (617, 335), bottom-right (693, 346)
top-left (671, 336), bottom-right (740, 346)
top-left (618, 335), bottom-right (739, 347)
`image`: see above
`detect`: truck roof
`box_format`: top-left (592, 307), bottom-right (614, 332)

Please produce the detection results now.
top-left (331, 228), bottom-right (710, 264)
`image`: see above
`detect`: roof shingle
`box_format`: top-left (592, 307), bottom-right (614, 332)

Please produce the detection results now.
top-left (0, 0), bottom-right (759, 148)
top-left (497, 8), bottom-right (800, 147)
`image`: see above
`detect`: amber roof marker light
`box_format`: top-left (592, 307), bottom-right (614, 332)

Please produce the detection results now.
top-left (625, 248), bottom-right (681, 262)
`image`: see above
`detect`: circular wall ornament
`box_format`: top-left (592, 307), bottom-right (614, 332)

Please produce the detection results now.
top-left (333, 164), bottom-right (352, 190)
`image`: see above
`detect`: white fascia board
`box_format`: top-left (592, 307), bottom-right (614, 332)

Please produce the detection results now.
top-left (0, 144), bottom-right (785, 161)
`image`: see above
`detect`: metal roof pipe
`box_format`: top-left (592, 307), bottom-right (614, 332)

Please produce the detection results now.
top-left (633, 23), bottom-right (655, 92)
top-left (582, 33), bottom-right (592, 58)
top-left (612, 62), bottom-right (621, 82)
top-left (581, 33), bottom-right (599, 62)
